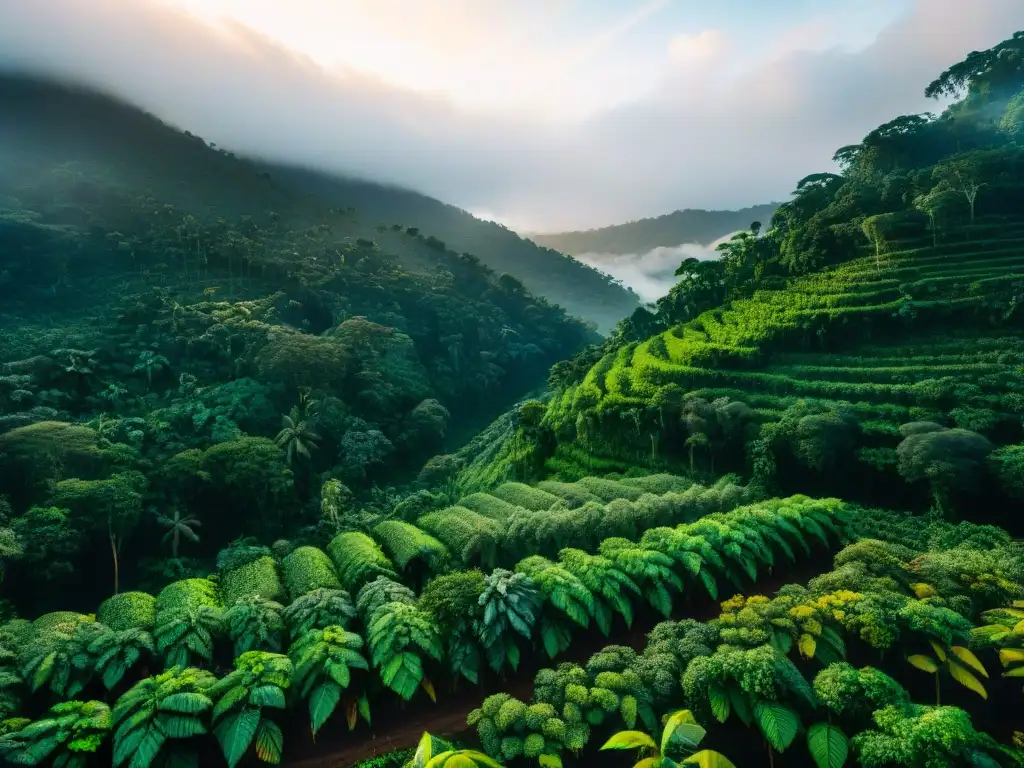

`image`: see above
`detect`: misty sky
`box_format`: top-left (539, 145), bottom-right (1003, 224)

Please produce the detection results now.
top-left (1, 0), bottom-right (1023, 232)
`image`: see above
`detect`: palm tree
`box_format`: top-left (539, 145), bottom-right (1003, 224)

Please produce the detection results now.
top-left (154, 507), bottom-right (201, 558)
top-left (600, 709), bottom-right (736, 768)
top-left (275, 405), bottom-right (320, 465)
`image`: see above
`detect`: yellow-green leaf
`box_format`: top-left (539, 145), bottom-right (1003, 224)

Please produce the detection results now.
top-left (798, 634), bottom-right (817, 659)
top-left (907, 654), bottom-right (938, 673)
top-left (1014, 619), bottom-right (1024, 635)
top-left (538, 755), bottom-right (563, 768)
top-left (662, 710), bottom-right (705, 753)
top-left (412, 732), bottom-right (433, 766)
top-left (947, 660), bottom-right (988, 699)
top-left (950, 646), bottom-right (988, 678)
top-left (927, 642), bottom-right (947, 662)
top-left (421, 677), bottom-right (437, 703)
top-left (682, 750), bottom-right (738, 768)
top-left (600, 731), bottom-right (657, 752)
top-left (1004, 667), bottom-right (1024, 678)
top-left (634, 759), bottom-right (663, 768)
top-left (910, 583), bottom-right (937, 598)
top-left (999, 649), bottom-right (1024, 666)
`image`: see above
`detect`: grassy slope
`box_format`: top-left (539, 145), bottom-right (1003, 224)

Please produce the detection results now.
top-left (530, 203), bottom-right (781, 255)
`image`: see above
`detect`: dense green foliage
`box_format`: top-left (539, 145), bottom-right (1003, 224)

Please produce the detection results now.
top-left (3, 28), bottom-right (1024, 768)
top-left (0, 74), bottom-right (602, 617)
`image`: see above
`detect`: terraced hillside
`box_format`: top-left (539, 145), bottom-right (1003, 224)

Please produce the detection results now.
top-left (530, 223), bottom-right (1024, 520)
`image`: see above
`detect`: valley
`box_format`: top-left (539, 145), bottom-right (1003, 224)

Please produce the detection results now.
top-left (0, 24), bottom-right (1023, 768)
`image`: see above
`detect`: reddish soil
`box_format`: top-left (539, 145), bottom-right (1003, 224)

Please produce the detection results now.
top-left (283, 558), bottom-right (832, 768)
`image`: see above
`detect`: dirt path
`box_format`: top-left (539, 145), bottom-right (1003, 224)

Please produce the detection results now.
top-left (284, 558), bottom-right (831, 768)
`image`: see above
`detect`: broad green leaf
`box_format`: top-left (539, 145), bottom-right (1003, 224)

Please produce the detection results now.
top-left (309, 683), bottom-right (341, 736)
top-left (928, 642), bottom-right (947, 662)
top-left (249, 685), bottom-right (286, 709)
top-left (538, 755), bottom-right (563, 768)
top-left (129, 727), bottom-right (166, 768)
top-left (950, 646), bottom-right (988, 678)
top-left (215, 708), bottom-right (261, 768)
top-left (907, 654), bottom-right (938, 673)
top-left (683, 750), bottom-right (738, 768)
top-left (155, 713), bottom-right (206, 739)
top-left (1005, 667), bottom-right (1024, 678)
top-left (357, 694), bottom-right (371, 725)
top-left (807, 723), bottom-right (848, 768)
top-left (727, 689), bottom-right (752, 727)
top-left (947, 660), bottom-right (988, 699)
top-left (600, 731), bottom-right (657, 752)
top-left (708, 684), bottom-right (730, 724)
top-left (698, 570), bottom-right (718, 600)
top-left (254, 720), bottom-right (283, 764)
top-left (156, 693), bottom-right (210, 715)
top-left (662, 710), bottom-right (705, 753)
top-left (753, 701), bottom-right (799, 753)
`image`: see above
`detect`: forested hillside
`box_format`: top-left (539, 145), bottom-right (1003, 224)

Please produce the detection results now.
top-left (0, 73), bottom-right (602, 611)
top-left (531, 203), bottom-right (780, 255)
top-left (262, 166), bottom-right (641, 331)
top-left (2, 31), bottom-right (1024, 768)
top-left (0, 76), bottom-right (638, 333)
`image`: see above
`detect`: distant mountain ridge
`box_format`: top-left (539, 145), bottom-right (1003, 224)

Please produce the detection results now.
top-left (261, 165), bottom-right (640, 331)
top-left (0, 74), bottom-right (638, 333)
top-left (530, 203), bottom-right (781, 255)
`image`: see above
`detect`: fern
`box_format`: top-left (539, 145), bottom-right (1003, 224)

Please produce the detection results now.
top-left (112, 667), bottom-right (215, 768)
top-left (288, 626), bottom-right (368, 736)
top-left (281, 588), bottom-right (356, 638)
top-left (208, 652), bottom-right (292, 768)
top-left (224, 596), bottom-right (285, 656)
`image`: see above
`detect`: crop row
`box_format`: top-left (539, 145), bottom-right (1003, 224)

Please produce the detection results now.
top-left (0, 494), bottom-right (854, 768)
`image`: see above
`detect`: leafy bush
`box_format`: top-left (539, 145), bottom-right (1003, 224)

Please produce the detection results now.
top-left (155, 578), bottom-right (220, 613)
top-left (281, 546), bottom-right (341, 601)
top-left (97, 592), bottom-right (157, 631)
top-left (328, 532), bottom-right (398, 593)
top-left (489, 482), bottom-right (563, 511)
top-left (221, 556), bottom-right (284, 606)
top-left (373, 521), bottom-right (450, 573)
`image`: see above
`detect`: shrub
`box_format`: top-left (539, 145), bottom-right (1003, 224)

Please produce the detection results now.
top-left (156, 577), bottom-right (221, 613)
top-left (328, 532), bottom-right (397, 593)
top-left (220, 556), bottom-right (283, 606)
top-left (281, 546), bottom-right (341, 601)
top-left (373, 520), bottom-right (450, 572)
top-left (97, 591), bottom-right (156, 631)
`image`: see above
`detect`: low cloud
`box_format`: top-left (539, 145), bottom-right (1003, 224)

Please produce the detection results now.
top-left (0, 0), bottom-right (1022, 231)
top-left (575, 232), bottom-right (737, 304)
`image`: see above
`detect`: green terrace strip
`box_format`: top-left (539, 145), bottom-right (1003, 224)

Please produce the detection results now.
top-left (0, 492), bottom-right (853, 767)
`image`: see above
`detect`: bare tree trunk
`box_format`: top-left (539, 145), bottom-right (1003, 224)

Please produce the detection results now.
top-left (109, 524), bottom-right (120, 595)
